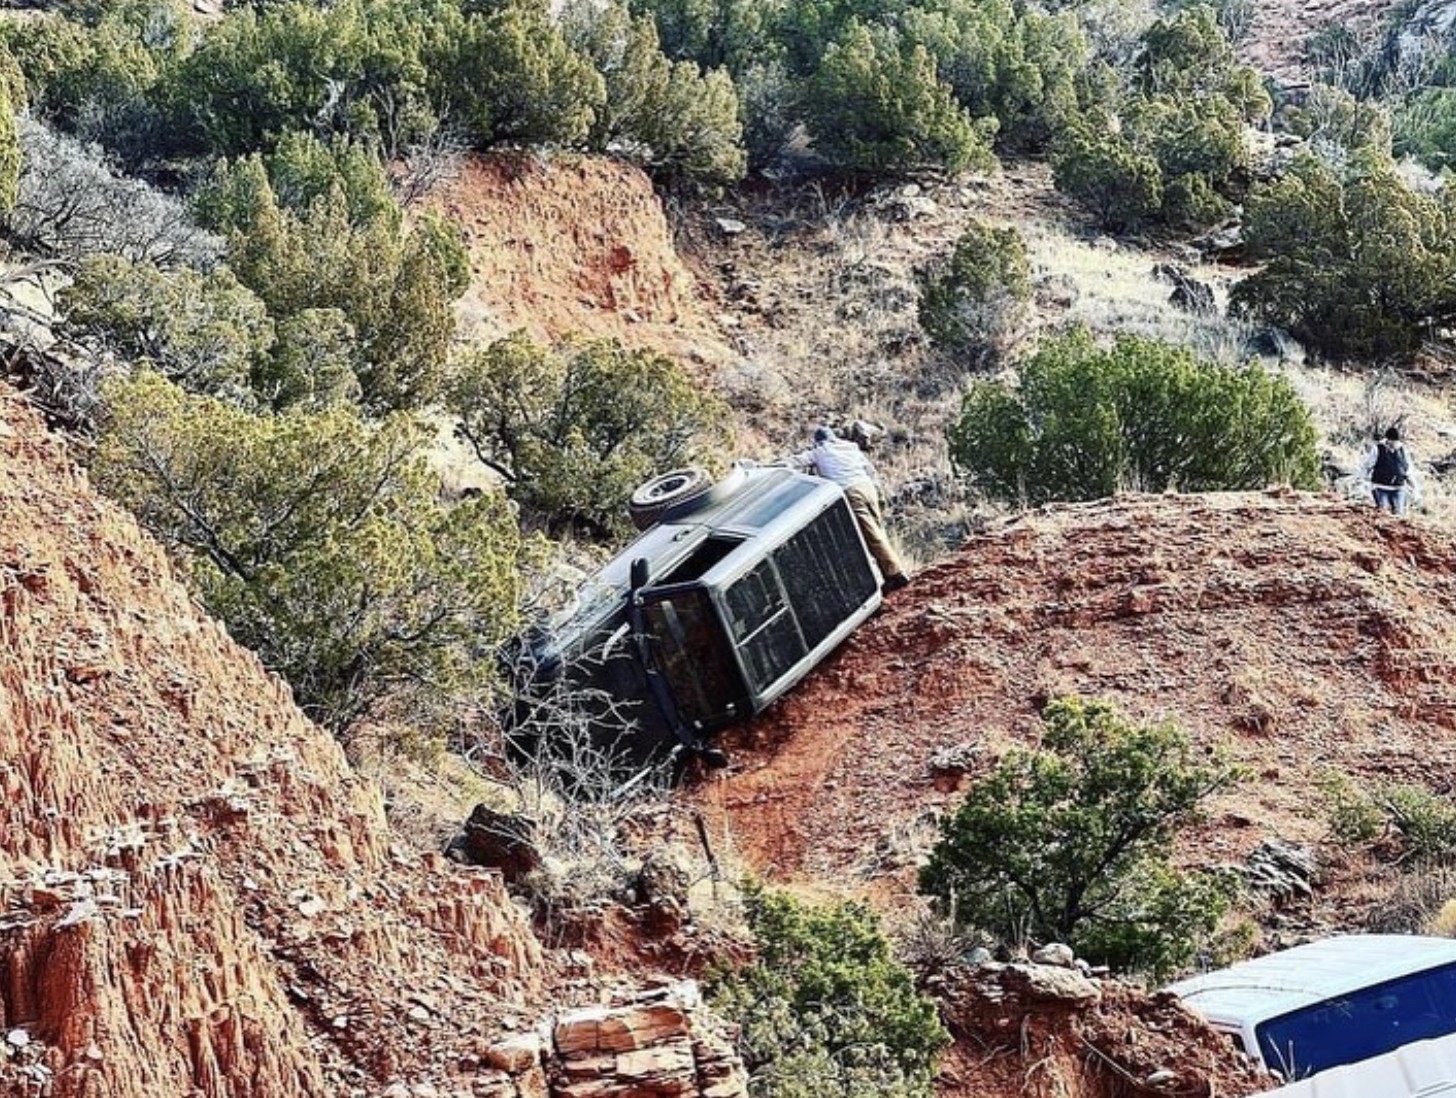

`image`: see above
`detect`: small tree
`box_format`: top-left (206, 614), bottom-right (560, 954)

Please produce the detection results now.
top-left (565, 1), bottom-right (746, 185)
top-left (947, 327), bottom-right (1322, 505)
top-left (0, 42), bottom-right (20, 213)
top-left (1054, 8), bottom-right (1265, 231)
top-left (709, 886), bottom-right (950, 1098)
top-left (444, 0), bottom-right (605, 147)
top-left (920, 697), bottom-right (1241, 977)
top-left (446, 334), bottom-right (731, 536)
top-left (802, 20), bottom-right (995, 174)
top-left (58, 254), bottom-right (275, 402)
top-left (918, 219), bottom-right (1032, 368)
top-left (94, 371), bottom-right (531, 735)
top-left (196, 140), bottom-right (468, 413)
top-left (1052, 126), bottom-right (1163, 232)
top-left (1, 12), bottom-right (166, 163)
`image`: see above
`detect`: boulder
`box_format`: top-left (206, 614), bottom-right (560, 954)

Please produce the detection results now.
top-left (1243, 838), bottom-right (1318, 903)
top-left (447, 805), bottom-right (542, 884)
top-left (1013, 962), bottom-right (1102, 1007)
top-left (546, 982), bottom-right (747, 1098)
top-left (1152, 263), bottom-right (1215, 315)
top-left (554, 1002), bottom-right (690, 1056)
top-left (483, 1034), bottom-right (543, 1075)
top-left (1031, 942), bottom-right (1076, 968)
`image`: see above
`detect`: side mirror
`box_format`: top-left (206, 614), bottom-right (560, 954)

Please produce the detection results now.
top-left (629, 557), bottom-right (649, 595)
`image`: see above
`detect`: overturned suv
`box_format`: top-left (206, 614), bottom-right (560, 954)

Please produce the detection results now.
top-left (504, 463), bottom-right (884, 768)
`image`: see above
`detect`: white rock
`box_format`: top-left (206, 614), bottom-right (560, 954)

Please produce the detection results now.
top-left (6, 1029), bottom-right (30, 1049)
top-left (1032, 942), bottom-right (1076, 968)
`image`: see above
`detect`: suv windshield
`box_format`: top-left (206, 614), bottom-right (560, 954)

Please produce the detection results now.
top-left (1257, 961), bottom-right (1456, 1080)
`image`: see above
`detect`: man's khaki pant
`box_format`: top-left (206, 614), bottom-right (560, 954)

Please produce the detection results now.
top-left (844, 480), bottom-right (904, 579)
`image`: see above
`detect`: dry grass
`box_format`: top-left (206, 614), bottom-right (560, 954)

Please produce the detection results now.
top-left (1017, 224), bottom-right (1256, 362)
top-left (690, 163), bottom-right (1456, 547)
top-left (351, 733), bottom-right (500, 854)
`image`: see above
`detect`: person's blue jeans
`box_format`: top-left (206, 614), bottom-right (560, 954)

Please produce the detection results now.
top-left (1373, 487), bottom-right (1408, 515)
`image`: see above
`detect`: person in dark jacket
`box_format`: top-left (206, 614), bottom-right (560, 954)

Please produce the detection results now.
top-left (1360, 426), bottom-right (1418, 515)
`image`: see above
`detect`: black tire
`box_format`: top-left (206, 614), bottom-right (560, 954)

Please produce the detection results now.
top-left (627, 467), bottom-right (714, 531)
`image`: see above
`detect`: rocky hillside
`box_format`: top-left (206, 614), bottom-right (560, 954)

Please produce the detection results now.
top-left (0, 362), bottom-right (1297, 1098)
top-left (705, 491), bottom-right (1456, 925)
top-left (1245, 0), bottom-right (1402, 80)
top-left (0, 383), bottom-right (547, 1095)
top-left (0, 386), bottom-right (756, 1098)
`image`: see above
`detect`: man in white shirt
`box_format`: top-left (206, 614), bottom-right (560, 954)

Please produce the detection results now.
top-left (789, 426), bottom-right (910, 593)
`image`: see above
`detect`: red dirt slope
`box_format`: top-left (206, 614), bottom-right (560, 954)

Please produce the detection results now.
top-left (0, 387), bottom-right (543, 1098)
top-left (705, 491), bottom-right (1456, 893)
top-left (437, 154), bottom-right (729, 366)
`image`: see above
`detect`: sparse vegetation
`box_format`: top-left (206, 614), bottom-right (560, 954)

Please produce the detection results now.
top-left (801, 21), bottom-right (994, 174)
top-left (918, 219), bottom-right (1031, 369)
top-left (1052, 127), bottom-right (1164, 232)
top-left (1053, 6), bottom-right (1267, 232)
top-left (947, 328), bottom-right (1322, 505)
top-left (1319, 770), bottom-right (1386, 845)
top-left (564, 0), bottom-right (746, 185)
top-left (920, 697), bottom-right (1242, 978)
top-left (58, 255), bottom-right (274, 403)
top-left (1323, 771), bottom-right (1456, 863)
top-left (1233, 151), bottom-right (1456, 364)
top-left (710, 885), bottom-right (950, 1098)
top-left (194, 134), bottom-right (469, 414)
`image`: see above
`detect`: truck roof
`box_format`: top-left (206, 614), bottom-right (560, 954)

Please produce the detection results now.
top-left (1253, 1030), bottom-right (1456, 1097)
top-left (1166, 935), bottom-right (1456, 1028)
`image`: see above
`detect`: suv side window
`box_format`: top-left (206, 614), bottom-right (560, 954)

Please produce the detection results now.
top-left (1256, 961), bottom-right (1456, 1080)
top-left (726, 560), bottom-right (805, 693)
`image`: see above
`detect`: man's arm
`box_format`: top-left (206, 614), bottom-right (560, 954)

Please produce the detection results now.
top-left (785, 448), bottom-right (816, 473)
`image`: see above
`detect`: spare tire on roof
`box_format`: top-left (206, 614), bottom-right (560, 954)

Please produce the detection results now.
top-left (628, 467), bottom-right (714, 531)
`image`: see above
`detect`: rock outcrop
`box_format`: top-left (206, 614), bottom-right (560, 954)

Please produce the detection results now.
top-left (0, 386), bottom-right (754, 1098)
top-left (437, 154), bottom-right (728, 367)
top-left (477, 983), bottom-right (746, 1098)
top-left (934, 958), bottom-right (1272, 1098)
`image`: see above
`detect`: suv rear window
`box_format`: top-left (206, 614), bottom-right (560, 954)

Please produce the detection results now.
top-left (1257, 961), bottom-right (1456, 1080)
top-left (773, 499), bottom-right (879, 649)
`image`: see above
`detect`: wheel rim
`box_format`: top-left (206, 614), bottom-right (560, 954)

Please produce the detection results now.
top-left (644, 473), bottom-right (693, 502)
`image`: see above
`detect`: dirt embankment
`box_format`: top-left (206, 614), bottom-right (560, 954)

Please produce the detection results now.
top-left (0, 387), bottom-right (544, 1097)
top-left (437, 153), bottom-right (731, 367)
top-left (705, 491), bottom-right (1456, 910)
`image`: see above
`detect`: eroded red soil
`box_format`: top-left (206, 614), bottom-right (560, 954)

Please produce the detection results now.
top-left (705, 491), bottom-right (1456, 911)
